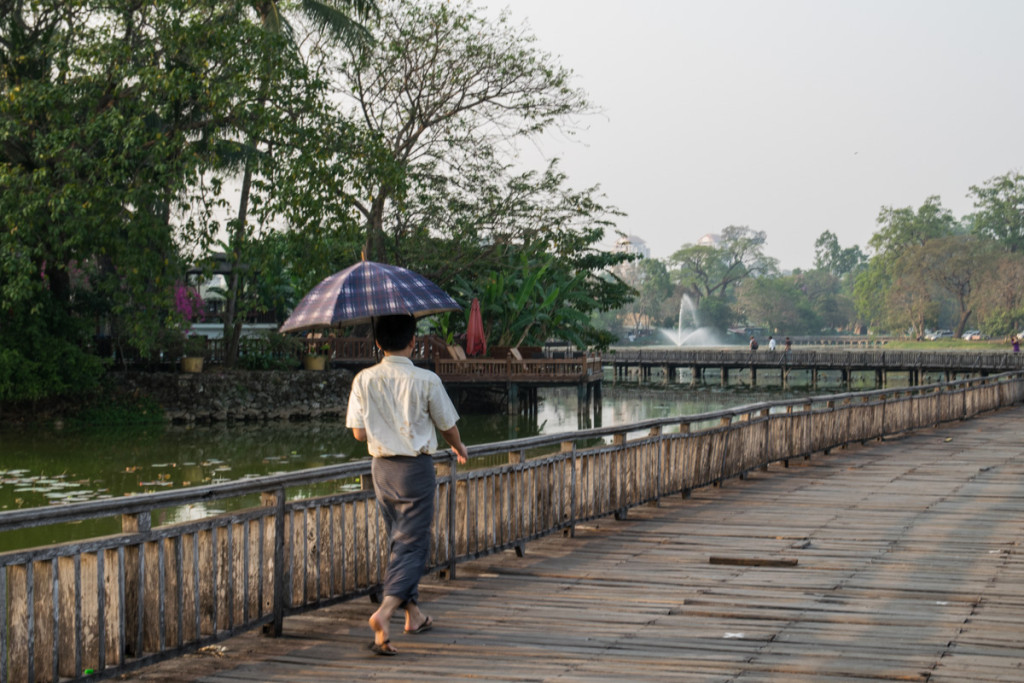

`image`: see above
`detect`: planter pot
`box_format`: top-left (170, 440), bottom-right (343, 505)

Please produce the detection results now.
top-left (302, 355), bottom-right (327, 371)
top-left (180, 356), bottom-right (204, 374)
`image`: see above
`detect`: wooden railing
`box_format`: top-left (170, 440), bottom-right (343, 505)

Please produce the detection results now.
top-left (608, 348), bottom-right (1024, 372)
top-left (1, 372), bottom-right (1022, 682)
top-left (435, 355), bottom-right (603, 383)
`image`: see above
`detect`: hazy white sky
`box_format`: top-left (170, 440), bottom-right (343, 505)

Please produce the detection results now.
top-left (481, 0), bottom-right (1024, 270)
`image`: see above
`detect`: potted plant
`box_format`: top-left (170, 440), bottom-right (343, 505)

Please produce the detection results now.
top-left (302, 340), bottom-right (331, 371)
top-left (180, 334), bottom-right (207, 373)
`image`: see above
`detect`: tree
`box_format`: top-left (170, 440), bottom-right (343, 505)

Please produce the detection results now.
top-left (338, 0), bottom-right (590, 263)
top-left (813, 230), bottom-right (865, 278)
top-left (669, 226), bottom-right (778, 303)
top-left (327, 0), bottom-right (629, 347)
top-left (735, 278), bottom-right (819, 336)
top-left (887, 257), bottom-right (942, 340)
top-left (973, 252), bottom-right (1024, 336)
top-left (408, 162), bottom-right (633, 349)
top-left (968, 171), bottom-right (1024, 252)
top-left (868, 196), bottom-right (960, 257)
top-left (218, 0), bottom-right (378, 366)
top-left (794, 270), bottom-right (856, 332)
top-left (913, 235), bottom-right (992, 338)
top-left (632, 258), bottom-right (674, 332)
top-left (854, 196), bottom-right (959, 334)
top-left (1, 0), bottom-right (274, 398)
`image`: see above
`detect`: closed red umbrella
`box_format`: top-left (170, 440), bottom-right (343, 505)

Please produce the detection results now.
top-left (466, 297), bottom-right (487, 357)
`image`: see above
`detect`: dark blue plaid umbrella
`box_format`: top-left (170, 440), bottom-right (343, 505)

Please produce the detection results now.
top-left (279, 260), bottom-right (461, 333)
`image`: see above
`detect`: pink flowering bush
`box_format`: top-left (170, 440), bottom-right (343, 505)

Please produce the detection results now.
top-left (173, 282), bottom-right (206, 323)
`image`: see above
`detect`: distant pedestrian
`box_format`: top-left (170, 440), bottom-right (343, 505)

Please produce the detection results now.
top-left (784, 337), bottom-right (792, 352)
top-left (749, 336), bottom-right (758, 351)
top-left (768, 336), bottom-right (776, 351)
top-left (1013, 335), bottom-right (1020, 354)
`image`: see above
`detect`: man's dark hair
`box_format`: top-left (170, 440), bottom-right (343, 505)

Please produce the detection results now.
top-left (374, 314), bottom-right (416, 351)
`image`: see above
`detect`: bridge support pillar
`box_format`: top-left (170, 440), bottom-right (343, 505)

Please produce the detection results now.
top-left (721, 367), bottom-right (729, 387)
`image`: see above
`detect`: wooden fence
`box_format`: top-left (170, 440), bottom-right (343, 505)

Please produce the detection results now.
top-left (435, 355), bottom-right (603, 384)
top-left (609, 348), bottom-right (1024, 373)
top-left (1, 373), bottom-right (1022, 682)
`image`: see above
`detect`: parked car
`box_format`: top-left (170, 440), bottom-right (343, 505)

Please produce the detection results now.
top-left (962, 330), bottom-right (984, 340)
top-left (925, 329), bottom-right (953, 340)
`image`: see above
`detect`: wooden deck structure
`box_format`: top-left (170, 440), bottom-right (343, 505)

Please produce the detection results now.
top-left (1, 373), bottom-right (1022, 683)
top-left (435, 354), bottom-right (604, 415)
top-left (125, 401), bottom-right (1024, 682)
top-left (611, 348), bottom-right (1024, 389)
top-left (318, 336), bottom-right (604, 414)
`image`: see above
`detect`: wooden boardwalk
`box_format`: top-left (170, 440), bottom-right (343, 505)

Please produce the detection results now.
top-left (126, 406), bottom-right (1024, 683)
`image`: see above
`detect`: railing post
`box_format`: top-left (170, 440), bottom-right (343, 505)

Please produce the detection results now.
top-left (561, 440), bottom-right (576, 536)
top-left (261, 488), bottom-right (286, 637)
top-left (121, 512), bottom-right (151, 658)
top-left (610, 433), bottom-right (626, 516)
top-left (649, 425), bottom-right (662, 503)
top-left (717, 416), bottom-right (732, 485)
top-left (676, 422), bottom-right (692, 497)
top-left (760, 408), bottom-right (770, 472)
top-left (434, 454), bottom-right (458, 580)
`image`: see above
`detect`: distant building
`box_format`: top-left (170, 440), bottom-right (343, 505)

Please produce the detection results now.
top-left (697, 233), bottom-right (721, 247)
top-left (611, 235), bottom-right (650, 286)
top-left (613, 235), bottom-right (650, 259)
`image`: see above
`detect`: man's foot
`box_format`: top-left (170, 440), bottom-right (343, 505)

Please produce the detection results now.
top-left (368, 640), bottom-right (398, 656)
top-left (369, 612), bottom-right (390, 649)
top-left (404, 615), bottom-right (433, 635)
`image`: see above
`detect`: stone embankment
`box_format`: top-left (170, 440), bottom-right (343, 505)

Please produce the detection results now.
top-left (110, 368), bottom-right (354, 424)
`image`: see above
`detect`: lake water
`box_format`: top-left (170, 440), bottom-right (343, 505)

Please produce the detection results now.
top-left (0, 377), bottom-right (854, 549)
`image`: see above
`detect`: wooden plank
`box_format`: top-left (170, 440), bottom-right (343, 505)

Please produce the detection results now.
top-left (708, 556), bottom-right (799, 567)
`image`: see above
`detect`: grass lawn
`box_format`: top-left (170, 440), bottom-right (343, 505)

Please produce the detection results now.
top-left (880, 339), bottom-right (1012, 352)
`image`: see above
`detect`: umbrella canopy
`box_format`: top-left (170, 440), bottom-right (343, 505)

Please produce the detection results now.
top-left (466, 297), bottom-right (487, 357)
top-left (279, 260), bottom-right (461, 333)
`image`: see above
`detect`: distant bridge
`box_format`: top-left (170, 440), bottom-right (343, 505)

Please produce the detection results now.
top-left (608, 348), bottom-right (1024, 388)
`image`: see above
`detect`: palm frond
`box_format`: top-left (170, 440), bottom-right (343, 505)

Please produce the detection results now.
top-left (298, 0), bottom-right (378, 49)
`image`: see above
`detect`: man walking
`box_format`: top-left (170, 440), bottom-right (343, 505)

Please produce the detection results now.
top-left (346, 314), bottom-right (470, 656)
